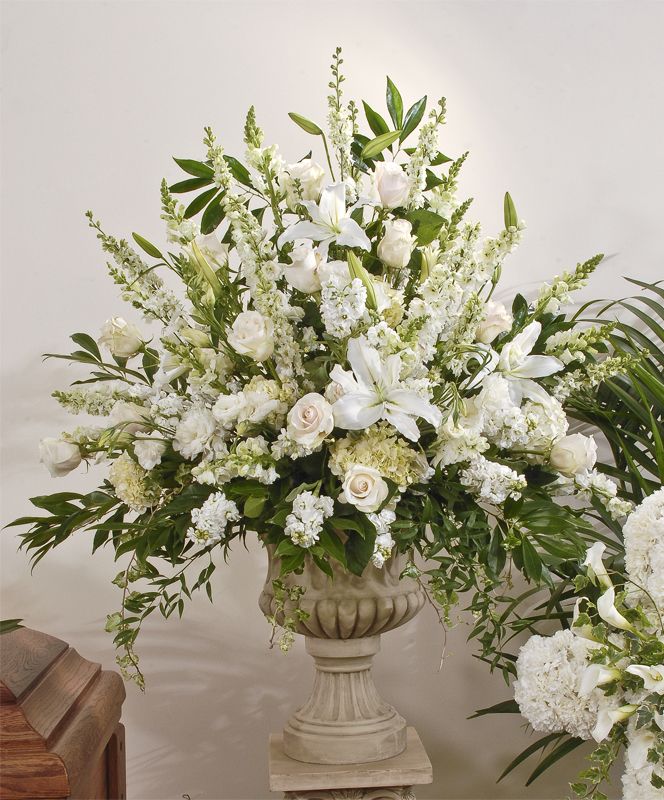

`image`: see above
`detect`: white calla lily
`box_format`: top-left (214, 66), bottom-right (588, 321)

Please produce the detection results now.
top-left (626, 664), bottom-right (664, 694)
top-left (277, 183), bottom-right (370, 254)
top-left (583, 542), bottom-right (613, 589)
top-left (330, 337), bottom-right (442, 442)
top-left (499, 321), bottom-right (564, 385)
top-left (592, 704), bottom-right (638, 743)
top-left (597, 586), bottom-right (634, 631)
top-left (579, 664), bottom-right (621, 696)
top-left (572, 597), bottom-right (597, 641)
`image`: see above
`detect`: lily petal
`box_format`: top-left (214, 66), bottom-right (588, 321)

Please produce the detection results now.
top-left (512, 354), bottom-right (564, 379)
top-left (386, 389), bottom-right (442, 428)
top-left (337, 218), bottom-right (371, 251)
top-left (329, 364), bottom-right (361, 394)
top-left (332, 393), bottom-right (383, 430)
top-left (278, 221), bottom-right (327, 248)
top-left (346, 337), bottom-right (383, 391)
top-left (384, 408), bottom-right (421, 442)
top-left (319, 183), bottom-right (347, 227)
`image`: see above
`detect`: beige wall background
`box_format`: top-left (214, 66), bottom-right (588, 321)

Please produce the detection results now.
top-left (2, 1), bottom-right (663, 798)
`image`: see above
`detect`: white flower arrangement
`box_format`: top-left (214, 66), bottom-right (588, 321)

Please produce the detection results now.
top-left (12, 51), bottom-right (642, 695)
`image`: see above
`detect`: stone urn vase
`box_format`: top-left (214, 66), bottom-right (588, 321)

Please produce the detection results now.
top-left (259, 544), bottom-right (425, 765)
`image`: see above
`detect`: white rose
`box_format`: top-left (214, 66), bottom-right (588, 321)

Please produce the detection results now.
top-left (109, 401), bottom-right (149, 434)
top-left (39, 438), bottom-right (82, 477)
top-left (98, 317), bottom-right (144, 358)
top-left (287, 393), bottom-right (334, 449)
top-left (377, 219), bottom-right (415, 269)
top-left (550, 434), bottom-right (598, 476)
top-left (283, 159), bottom-right (325, 205)
top-left (476, 301), bottom-right (513, 344)
top-left (133, 435), bottom-right (167, 471)
top-left (341, 465), bottom-right (389, 513)
top-left (283, 240), bottom-right (324, 294)
top-left (373, 162), bottom-right (410, 209)
top-left (227, 311), bottom-right (274, 361)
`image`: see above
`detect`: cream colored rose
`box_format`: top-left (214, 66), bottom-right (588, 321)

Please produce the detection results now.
top-left (377, 219), bottom-right (415, 269)
top-left (287, 393), bottom-right (334, 449)
top-left (373, 162), bottom-right (410, 209)
top-left (39, 438), bottom-right (82, 477)
top-left (98, 317), bottom-right (144, 358)
top-left (476, 301), bottom-right (513, 344)
top-left (341, 464), bottom-right (388, 513)
top-left (109, 401), bottom-right (149, 434)
top-left (283, 159), bottom-right (325, 205)
top-left (284, 240), bottom-right (324, 293)
top-left (227, 311), bottom-right (274, 361)
top-left (550, 433), bottom-right (598, 476)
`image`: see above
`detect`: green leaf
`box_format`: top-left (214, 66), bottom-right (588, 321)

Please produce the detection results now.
top-left (408, 208), bottom-right (445, 246)
top-left (173, 158), bottom-right (214, 179)
top-left (362, 101), bottom-right (390, 137)
top-left (361, 130), bottom-right (401, 160)
top-left (386, 76), bottom-right (403, 128)
top-left (345, 529), bottom-right (377, 577)
top-left (288, 112), bottom-right (323, 136)
top-left (526, 737), bottom-right (584, 785)
top-left (400, 96), bottom-right (427, 142)
top-left (184, 188), bottom-right (219, 220)
top-left (468, 699), bottom-right (520, 719)
top-left (244, 495), bottom-right (266, 519)
top-left (0, 619), bottom-right (24, 635)
top-left (319, 528), bottom-right (346, 566)
top-left (132, 233), bottom-right (164, 260)
top-left (71, 333), bottom-right (101, 361)
top-left (223, 156), bottom-right (252, 188)
top-left (497, 732), bottom-right (567, 783)
top-left (169, 176), bottom-right (213, 193)
top-left (504, 191), bottom-right (518, 229)
top-left (347, 251), bottom-right (377, 310)
top-left (521, 537), bottom-right (542, 582)
top-left (190, 240), bottom-right (222, 297)
top-left (200, 196), bottom-right (225, 235)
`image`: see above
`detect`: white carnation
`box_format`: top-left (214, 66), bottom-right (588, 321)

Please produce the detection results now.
top-left (623, 488), bottom-right (664, 612)
top-left (173, 406), bottom-right (217, 460)
top-left (133, 434), bottom-right (167, 471)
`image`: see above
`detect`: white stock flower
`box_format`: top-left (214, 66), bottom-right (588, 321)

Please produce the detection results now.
top-left (626, 664), bottom-right (664, 694)
top-left (550, 433), bottom-right (598, 476)
top-left (227, 310), bottom-right (274, 361)
top-left (173, 406), bottom-right (217, 460)
top-left (476, 301), bottom-right (512, 344)
top-left (39, 438), bottom-right (82, 477)
top-left (330, 337), bottom-right (441, 442)
top-left (98, 316), bottom-right (144, 359)
top-left (283, 239), bottom-right (325, 293)
top-left (341, 464), bottom-right (389, 513)
top-left (133, 434), bottom-right (167, 471)
top-left (277, 183), bottom-right (370, 253)
top-left (286, 393), bottom-right (334, 450)
top-left (377, 219), bottom-right (415, 269)
top-left (583, 542), bottom-right (613, 589)
top-left (284, 491), bottom-right (334, 548)
top-left (187, 491), bottom-right (239, 545)
top-left (373, 162), bottom-right (410, 209)
top-left (597, 586), bottom-right (633, 631)
top-left (460, 455), bottom-right (527, 504)
top-left (499, 321), bottom-right (564, 387)
top-left (282, 158), bottom-right (325, 205)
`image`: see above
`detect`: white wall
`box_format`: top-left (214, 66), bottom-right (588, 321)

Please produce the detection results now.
top-left (2, 2), bottom-right (663, 798)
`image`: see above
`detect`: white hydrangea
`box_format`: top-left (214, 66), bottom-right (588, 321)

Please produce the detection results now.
top-left (519, 393), bottom-right (568, 453)
top-left (433, 400), bottom-right (488, 467)
top-left (320, 275), bottom-right (367, 339)
top-left (108, 452), bottom-right (159, 514)
top-left (460, 455), bottom-right (526, 504)
top-left (285, 491), bottom-right (334, 548)
top-left (475, 373), bottom-right (528, 449)
top-left (514, 629), bottom-right (612, 740)
top-left (623, 488), bottom-right (664, 612)
top-left (186, 491), bottom-right (240, 545)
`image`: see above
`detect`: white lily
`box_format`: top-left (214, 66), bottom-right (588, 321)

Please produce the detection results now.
top-left (583, 542), bottom-right (613, 590)
top-left (597, 586), bottom-right (634, 631)
top-left (592, 704), bottom-right (638, 743)
top-left (499, 321), bottom-right (564, 390)
top-left (626, 664), bottom-right (664, 694)
top-left (277, 183), bottom-right (370, 254)
top-left (330, 337), bottom-right (442, 442)
top-left (580, 664), bottom-right (621, 696)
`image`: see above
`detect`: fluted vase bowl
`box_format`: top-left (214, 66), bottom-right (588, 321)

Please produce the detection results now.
top-left (259, 544), bottom-right (425, 765)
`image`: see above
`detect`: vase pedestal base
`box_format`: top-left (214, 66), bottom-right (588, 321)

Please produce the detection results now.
top-left (268, 726), bottom-right (433, 800)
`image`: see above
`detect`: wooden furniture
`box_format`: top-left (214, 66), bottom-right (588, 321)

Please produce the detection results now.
top-left (0, 627), bottom-right (126, 799)
top-left (269, 726), bottom-right (432, 800)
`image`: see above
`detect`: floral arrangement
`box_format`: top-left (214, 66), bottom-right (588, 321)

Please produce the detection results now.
top-left (8, 47), bottom-right (641, 725)
top-left (514, 490), bottom-right (664, 799)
